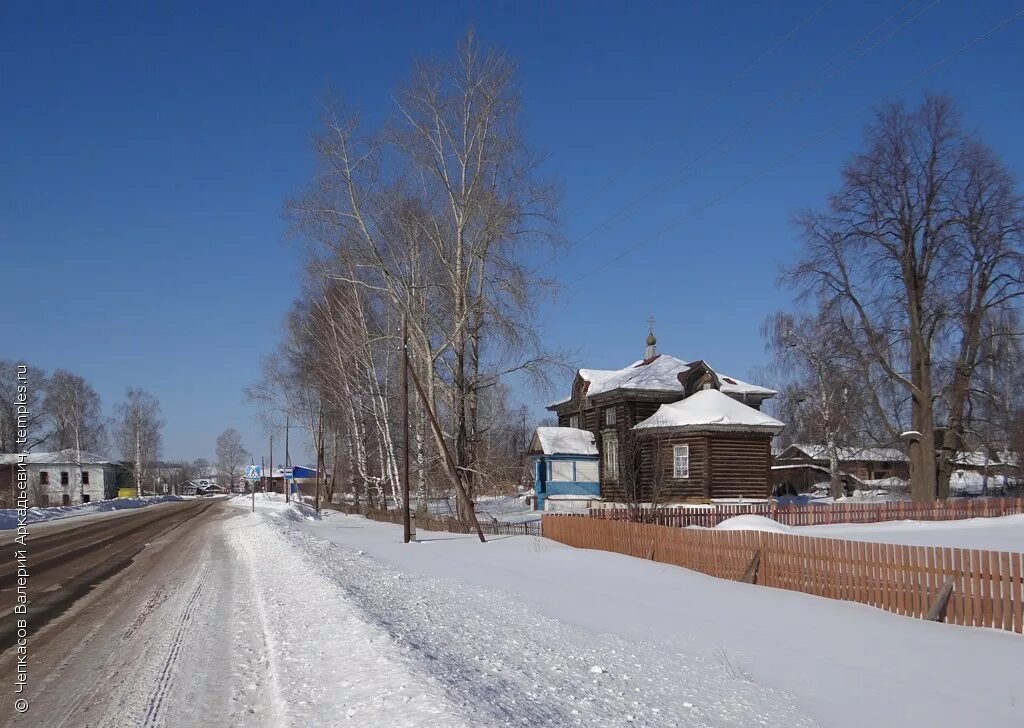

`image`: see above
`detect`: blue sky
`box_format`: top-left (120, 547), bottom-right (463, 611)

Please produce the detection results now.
top-left (3, 1), bottom-right (1023, 462)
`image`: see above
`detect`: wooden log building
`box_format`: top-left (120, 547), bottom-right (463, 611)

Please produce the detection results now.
top-left (544, 330), bottom-right (783, 503)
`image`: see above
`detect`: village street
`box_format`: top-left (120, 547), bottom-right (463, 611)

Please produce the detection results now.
top-left (3, 496), bottom-right (1022, 727)
top-left (2, 497), bottom-right (816, 727)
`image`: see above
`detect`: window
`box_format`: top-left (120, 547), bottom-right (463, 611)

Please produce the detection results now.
top-left (551, 461), bottom-right (574, 481)
top-left (604, 408), bottom-right (616, 426)
top-left (673, 445), bottom-right (690, 479)
top-left (576, 460), bottom-right (599, 482)
top-left (40, 471), bottom-right (49, 485)
top-left (60, 471), bottom-right (69, 486)
top-left (569, 414), bottom-right (580, 429)
top-left (81, 471), bottom-right (90, 485)
top-left (602, 433), bottom-right (618, 480)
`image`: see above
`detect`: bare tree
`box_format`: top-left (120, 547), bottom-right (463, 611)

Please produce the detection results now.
top-left (43, 369), bottom-right (107, 453)
top-left (0, 361), bottom-right (48, 451)
top-left (787, 95), bottom-right (1024, 500)
top-left (764, 311), bottom-right (871, 498)
top-left (114, 388), bottom-right (163, 497)
top-left (216, 428), bottom-right (250, 494)
top-left (282, 32), bottom-right (567, 524)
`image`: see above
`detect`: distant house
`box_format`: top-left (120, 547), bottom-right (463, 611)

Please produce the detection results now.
top-left (774, 444), bottom-right (909, 482)
top-left (543, 330), bottom-right (783, 503)
top-left (0, 449), bottom-right (118, 506)
top-left (528, 427), bottom-right (600, 510)
top-left (949, 450), bottom-right (1020, 493)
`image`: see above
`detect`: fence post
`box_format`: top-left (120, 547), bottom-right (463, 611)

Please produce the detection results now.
top-left (741, 548), bottom-right (761, 584)
top-left (926, 578), bottom-right (955, 622)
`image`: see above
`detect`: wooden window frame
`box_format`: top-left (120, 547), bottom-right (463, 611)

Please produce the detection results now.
top-left (60, 471), bottom-right (70, 486)
top-left (602, 433), bottom-right (618, 481)
top-left (604, 408), bottom-right (616, 426)
top-left (40, 471), bottom-right (50, 485)
top-left (81, 471), bottom-right (90, 485)
top-left (673, 444), bottom-right (690, 479)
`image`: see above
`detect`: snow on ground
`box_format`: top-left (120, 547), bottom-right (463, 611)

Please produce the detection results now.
top-left (226, 496), bottom-right (469, 727)
top-left (714, 513), bottom-right (1024, 551)
top-left (0, 494), bottom-right (184, 530)
top-left (243, 494), bottom-right (814, 727)
top-left (265, 499), bottom-right (1023, 728)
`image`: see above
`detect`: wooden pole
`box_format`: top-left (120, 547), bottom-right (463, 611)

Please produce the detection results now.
top-left (269, 434), bottom-right (273, 498)
top-left (405, 360), bottom-right (486, 542)
top-left (316, 405), bottom-right (323, 516)
top-left (255, 456), bottom-right (261, 513)
top-left (285, 415), bottom-right (291, 504)
top-left (402, 316), bottom-right (411, 543)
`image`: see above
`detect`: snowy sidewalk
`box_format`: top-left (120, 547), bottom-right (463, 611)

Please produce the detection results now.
top-left (226, 511), bottom-right (470, 727)
top-left (239, 497), bottom-right (815, 727)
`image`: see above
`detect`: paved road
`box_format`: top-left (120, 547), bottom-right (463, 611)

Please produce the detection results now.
top-left (1, 499), bottom-right (241, 728)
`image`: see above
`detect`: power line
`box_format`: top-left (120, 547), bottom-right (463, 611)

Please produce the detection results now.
top-left (570, 0), bottom-right (935, 249)
top-left (576, 0), bottom-right (836, 207)
top-left (568, 6), bottom-right (1024, 286)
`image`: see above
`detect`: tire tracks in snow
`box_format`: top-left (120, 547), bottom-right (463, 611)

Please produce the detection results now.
top-left (141, 562), bottom-right (210, 728)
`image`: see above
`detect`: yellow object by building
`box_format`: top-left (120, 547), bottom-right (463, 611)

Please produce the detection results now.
top-left (117, 488), bottom-right (137, 499)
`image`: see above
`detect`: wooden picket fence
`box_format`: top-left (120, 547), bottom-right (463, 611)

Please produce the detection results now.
top-left (589, 496), bottom-right (1024, 528)
top-left (542, 514), bottom-right (1024, 633)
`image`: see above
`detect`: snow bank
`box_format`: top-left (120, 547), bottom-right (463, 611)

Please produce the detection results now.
top-left (713, 514), bottom-right (791, 533)
top-left (713, 512), bottom-right (1024, 551)
top-left (288, 511), bottom-right (1022, 728)
top-left (0, 495), bottom-right (184, 530)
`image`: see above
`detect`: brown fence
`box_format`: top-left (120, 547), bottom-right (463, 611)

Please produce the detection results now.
top-left (324, 501), bottom-right (541, 536)
top-left (590, 497), bottom-right (1024, 528)
top-left (543, 514), bottom-right (1024, 633)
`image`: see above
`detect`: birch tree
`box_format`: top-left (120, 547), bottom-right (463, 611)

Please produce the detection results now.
top-left (114, 388), bottom-right (163, 497)
top-left (284, 31), bottom-right (566, 521)
top-left (216, 428), bottom-right (250, 493)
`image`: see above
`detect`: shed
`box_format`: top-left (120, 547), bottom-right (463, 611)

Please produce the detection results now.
top-left (528, 427), bottom-right (600, 511)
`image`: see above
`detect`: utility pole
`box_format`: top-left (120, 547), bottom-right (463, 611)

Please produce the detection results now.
top-left (269, 434), bottom-right (273, 499)
top-left (284, 415), bottom-right (291, 504)
top-left (255, 456), bottom-right (261, 513)
top-left (402, 316), bottom-right (411, 543)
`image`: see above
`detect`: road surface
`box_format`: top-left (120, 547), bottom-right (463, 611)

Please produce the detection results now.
top-left (1, 499), bottom-right (244, 728)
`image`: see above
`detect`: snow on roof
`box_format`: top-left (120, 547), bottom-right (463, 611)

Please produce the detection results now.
top-left (0, 449), bottom-right (114, 465)
top-left (569, 354), bottom-right (775, 401)
top-left (531, 427), bottom-right (598, 456)
top-left (783, 445), bottom-right (907, 463)
top-left (633, 389), bottom-right (785, 433)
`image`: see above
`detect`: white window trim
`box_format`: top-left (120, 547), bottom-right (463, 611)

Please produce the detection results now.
top-left (604, 408), bottom-right (616, 426)
top-left (673, 444), bottom-right (690, 479)
top-left (569, 414), bottom-right (580, 429)
top-left (603, 434), bottom-right (618, 481)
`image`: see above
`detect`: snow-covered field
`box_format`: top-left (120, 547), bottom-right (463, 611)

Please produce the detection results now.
top-left (241, 494), bottom-right (1021, 728)
top-left (714, 513), bottom-right (1024, 551)
top-left (0, 494), bottom-right (185, 530)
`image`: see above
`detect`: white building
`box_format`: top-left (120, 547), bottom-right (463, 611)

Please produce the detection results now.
top-left (0, 449), bottom-right (118, 506)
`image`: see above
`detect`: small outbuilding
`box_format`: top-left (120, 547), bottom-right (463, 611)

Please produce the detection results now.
top-left (633, 388), bottom-right (785, 500)
top-left (528, 427), bottom-right (600, 510)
